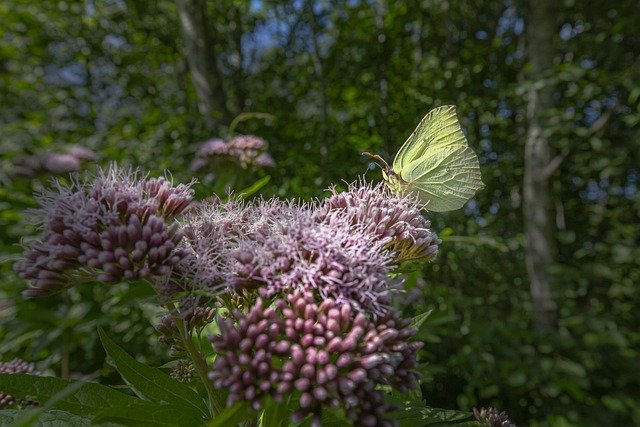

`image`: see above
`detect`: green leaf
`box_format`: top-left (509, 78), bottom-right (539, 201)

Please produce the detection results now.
top-left (386, 394), bottom-right (474, 426)
top-left (411, 309), bottom-right (434, 330)
top-left (93, 402), bottom-right (205, 426)
top-left (320, 408), bottom-right (351, 426)
top-left (92, 402), bottom-right (203, 426)
top-left (260, 397), bottom-right (290, 427)
top-left (0, 373), bottom-right (140, 417)
top-left (0, 409), bottom-right (91, 427)
top-left (207, 402), bottom-right (253, 427)
top-left (8, 374), bottom-right (92, 427)
top-left (97, 327), bottom-right (209, 418)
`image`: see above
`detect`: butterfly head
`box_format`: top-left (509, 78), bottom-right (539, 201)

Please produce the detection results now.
top-left (362, 151), bottom-right (408, 195)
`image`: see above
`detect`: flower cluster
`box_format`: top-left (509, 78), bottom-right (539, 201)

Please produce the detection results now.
top-left (13, 164), bottom-right (441, 425)
top-left (226, 201), bottom-right (396, 317)
top-left (0, 358), bottom-right (41, 408)
top-left (316, 181), bottom-right (440, 263)
top-left (473, 407), bottom-right (516, 427)
top-left (210, 292), bottom-right (422, 425)
top-left (171, 359), bottom-right (197, 383)
top-left (190, 135), bottom-right (275, 171)
top-left (12, 146), bottom-right (96, 178)
top-left (15, 165), bottom-right (194, 297)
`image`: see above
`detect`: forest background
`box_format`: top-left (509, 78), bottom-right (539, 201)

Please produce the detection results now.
top-left (0, 0), bottom-right (638, 426)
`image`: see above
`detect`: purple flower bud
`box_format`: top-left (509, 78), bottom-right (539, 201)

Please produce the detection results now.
top-left (360, 354), bottom-right (385, 369)
top-left (295, 377), bottom-right (311, 392)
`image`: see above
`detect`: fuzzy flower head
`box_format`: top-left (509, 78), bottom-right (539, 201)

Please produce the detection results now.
top-left (15, 165), bottom-right (194, 297)
top-left (0, 358), bottom-right (41, 408)
top-left (227, 201), bottom-right (397, 317)
top-left (227, 135), bottom-right (275, 168)
top-left (191, 135), bottom-right (274, 171)
top-left (174, 196), bottom-right (271, 293)
top-left (209, 292), bottom-right (422, 425)
top-left (316, 180), bottom-right (440, 264)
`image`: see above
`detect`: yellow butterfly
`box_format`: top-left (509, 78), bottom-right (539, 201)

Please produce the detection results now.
top-left (364, 105), bottom-right (483, 212)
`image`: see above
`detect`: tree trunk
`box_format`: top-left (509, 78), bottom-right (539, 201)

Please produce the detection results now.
top-left (175, 0), bottom-right (229, 124)
top-left (375, 0), bottom-right (390, 153)
top-left (523, 0), bottom-right (557, 333)
top-left (306, 0), bottom-right (329, 162)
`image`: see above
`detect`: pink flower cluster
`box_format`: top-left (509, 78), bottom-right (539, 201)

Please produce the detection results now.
top-left (210, 292), bottom-right (422, 426)
top-left (316, 181), bottom-right (440, 263)
top-left (227, 201), bottom-right (395, 317)
top-left (12, 146), bottom-right (96, 177)
top-left (15, 165), bottom-right (194, 296)
top-left (14, 164), bottom-right (440, 425)
top-left (190, 135), bottom-right (275, 171)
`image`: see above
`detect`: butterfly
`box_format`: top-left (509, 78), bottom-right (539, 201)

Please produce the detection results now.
top-left (363, 105), bottom-right (483, 212)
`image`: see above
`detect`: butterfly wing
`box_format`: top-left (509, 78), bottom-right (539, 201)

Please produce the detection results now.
top-left (402, 143), bottom-right (484, 211)
top-left (392, 105), bottom-right (483, 212)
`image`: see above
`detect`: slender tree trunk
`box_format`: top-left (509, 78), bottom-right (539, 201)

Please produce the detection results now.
top-left (175, 0), bottom-right (229, 124)
top-left (229, 3), bottom-right (246, 115)
top-left (523, 0), bottom-right (557, 333)
top-left (306, 0), bottom-right (329, 162)
top-left (375, 0), bottom-right (390, 153)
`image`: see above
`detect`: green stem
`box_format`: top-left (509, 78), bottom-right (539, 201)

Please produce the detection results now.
top-left (166, 302), bottom-right (224, 416)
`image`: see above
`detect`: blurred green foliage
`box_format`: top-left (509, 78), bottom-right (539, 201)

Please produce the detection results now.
top-left (1, 0), bottom-right (638, 426)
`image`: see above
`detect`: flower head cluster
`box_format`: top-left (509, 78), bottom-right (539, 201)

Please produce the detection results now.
top-left (174, 196), bottom-right (265, 292)
top-left (14, 165), bottom-right (194, 297)
top-left (227, 201), bottom-right (396, 317)
top-left (210, 292), bottom-right (422, 426)
top-left (12, 146), bottom-right (96, 178)
top-left (473, 407), bottom-right (516, 427)
top-left (227, 135), bottom-right (275, 168)
top-left (191, 135), bottom-right (275, 171)
top-left (156, 294), bottom-right (217, 357)
top-left (316, 181), bottom-right (439, 263)
top-left (171, 359), bottom-right (197, 383)
top-left (0, 358), bottom-right (41, 408)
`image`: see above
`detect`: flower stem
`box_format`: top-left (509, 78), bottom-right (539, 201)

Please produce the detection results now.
top-left (166, 302), bottom-right (224, 416)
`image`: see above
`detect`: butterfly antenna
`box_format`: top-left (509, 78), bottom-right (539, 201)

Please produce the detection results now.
top-left (362, 152), bottom-right (390, 170)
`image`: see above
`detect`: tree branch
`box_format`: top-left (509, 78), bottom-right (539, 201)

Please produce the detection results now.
top-left (543, 108), bottom-right (613, 179)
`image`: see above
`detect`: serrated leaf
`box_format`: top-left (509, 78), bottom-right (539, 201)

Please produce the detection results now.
top-left (0, 408), bottom-right (92, 427)
top-left (93, 402), bottom-right (204, 426)
top-left (97, 327), bottom-right (208, 418)
top-left (0, 373), bottom-right (140, 417)
top-left (411, 309), bottom-right (434, 330)
top-left (207, 402), bottom-right (252, 427)
top-left (398, 406), bottom-right (473, 425)
top-left (386, 394), bottom-right (473, 426)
